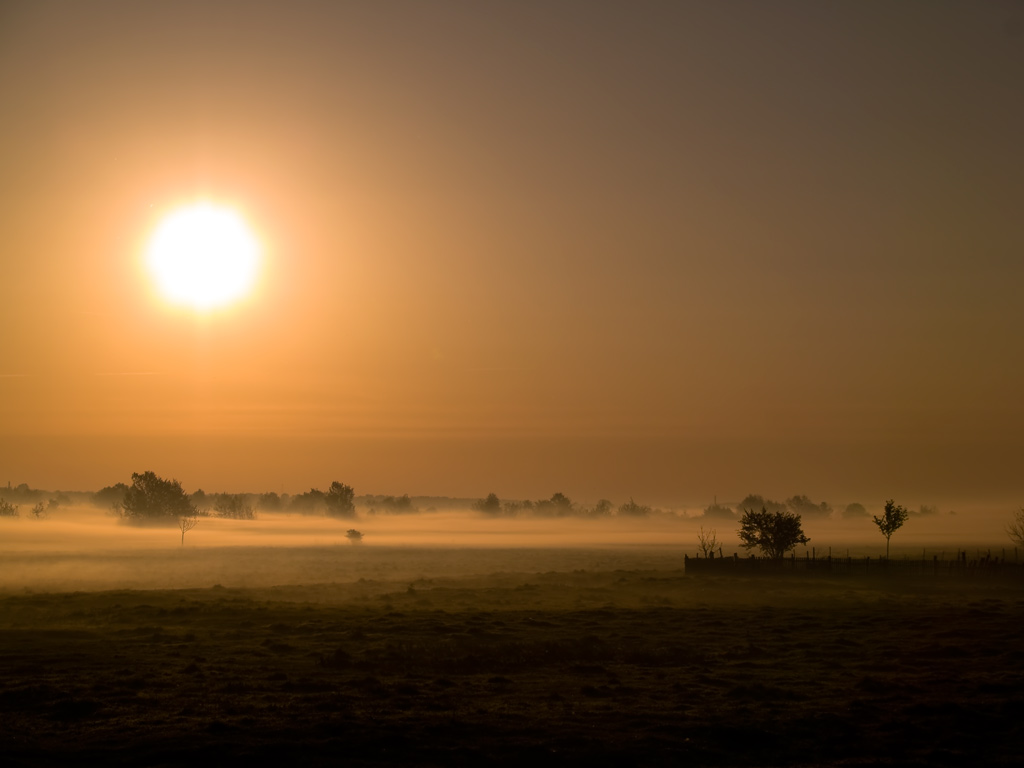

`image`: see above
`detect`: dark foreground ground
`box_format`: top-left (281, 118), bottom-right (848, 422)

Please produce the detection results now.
top-left (1, 566), bottom-right (1023, 766)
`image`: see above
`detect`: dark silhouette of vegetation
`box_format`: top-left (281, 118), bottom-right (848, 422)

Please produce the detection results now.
top-left (738, 494), bottom-right (787, 514)
top-left (213, 494), bottom-right (256, 520)
top-left (911, 504), bottom-right (939, 517)
top-left (473, 493), bottom-right (502, 514)
top-left (325, 481), bottom-right (355, 518)
top-left (257, 492), bottom-right (282, 511)
top-left (0, 498), bottom-right (19, 517)
top-left (697, 526), bottom-right (719, 558)
top-left (119, 472), bottom-right (197, 524)
top-left (534, 493), bottom-right (574, 517)
top-left (786, 494), bottom-right (832, 519)
top-left (843, 502), bottom-right (868, 518)
top-left (30, 502), bottom-right (46, 519)
top-left (345, 528), bottom-right (364, 544)
top-left (92, 483), bottom-right (128, 509)
top-left (618, 498), bottom-right (651, 517)
top-left (591, 499), bottom-right (613, 517)
top-left (190, 489), bottom-right (210, 513)
top-left (873, 499), bottom-right (909, 558)
top-left (702, 501), bottom-right (735, 520)
top-left (737, 506), bottom-right (809, 559)
top-left (290, 488), bottom-right (326, 512)
top-left (366, 494), bottom-right (414, 513)
top-left (178, 515), bottom-right (198, 545)
top-left (1008, 509), bottom-right (1024, 548)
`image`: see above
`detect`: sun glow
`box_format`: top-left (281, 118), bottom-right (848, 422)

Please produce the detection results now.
top-left (146, 203), bottom-right (261, 310)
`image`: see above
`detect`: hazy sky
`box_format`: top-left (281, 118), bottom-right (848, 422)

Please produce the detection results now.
top-left (2, 1), bottom-right (1022, 505)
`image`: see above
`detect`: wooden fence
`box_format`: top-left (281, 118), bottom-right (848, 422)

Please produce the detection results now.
top-left (684, 552), bottom-right (1024, 580)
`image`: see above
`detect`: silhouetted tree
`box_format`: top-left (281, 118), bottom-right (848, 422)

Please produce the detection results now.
top-left (31, 502), bottom-right (46, 519)
top-left (536, 493), bottom-right (573, 516)
top-left (873, 499), bottom-right (909, 558)
top-left (178, 515), bottom-right (198, 546)
top-left (702, 502), bottom-right (735, 520)
top-left (368, 494), bottom-right (414, 513)
top-left (257, 492), bottom-right (281, 511)
top-left (618, 498), bottom-right (651, 517)
top-left (0, 498), bottom-right (19, 517)
top-left (345, 528), bottom-right (364, 544)
top-left (591, 499), bottom-right (614, 517)
top-left (190, 489), bottom-right (210, 514)
top-left (119, 472), bottom-right (197, 524)
top-left (738, 494), bottom-right (787, 514)
top-left (325, 481), bottom-right (355, 518)
top-left (1007, 509), bottom-right (1024, 548)
top-left (697, 526), bottom-right (719, 558)
top-left (737, 506), bottom-right (809, 559)
top-left (214, 494), bottom-right (256, 520)
top-left (290, 488), bottom-right (326, 513)
top-left (786, 494), bottom-right (832, 519)
top-left (843, 502), bottom-right (868, 518)
top-left (92, 483), bottom-right (128, 509)
top-left (473, 493), bottom-right (502, 514)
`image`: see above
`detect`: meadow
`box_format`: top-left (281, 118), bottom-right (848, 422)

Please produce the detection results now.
top-left (1, 506), bottom-right (1022, 765)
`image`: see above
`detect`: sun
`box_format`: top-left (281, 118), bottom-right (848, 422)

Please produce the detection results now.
top-left (146, 203), bottom-right (261, 310)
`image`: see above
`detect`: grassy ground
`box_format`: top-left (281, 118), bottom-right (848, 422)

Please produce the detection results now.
top-left (1, 557), bottom-right (1022, 766)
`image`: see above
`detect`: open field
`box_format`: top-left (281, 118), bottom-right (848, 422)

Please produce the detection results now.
top-left (2, 547), bottom-right (1023, 766)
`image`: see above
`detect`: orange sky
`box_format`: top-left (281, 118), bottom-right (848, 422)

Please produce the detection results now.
top-left (1, 1), bottom-right (1022, 505)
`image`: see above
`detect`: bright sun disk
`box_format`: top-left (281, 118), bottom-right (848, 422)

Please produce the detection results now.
top-left (146, 203), bottom-right (261, 310)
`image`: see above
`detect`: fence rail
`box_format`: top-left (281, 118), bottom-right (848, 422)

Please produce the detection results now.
top-left (684, 552), bottom-right (1024, 579)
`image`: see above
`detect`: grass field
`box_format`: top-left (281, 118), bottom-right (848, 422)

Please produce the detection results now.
top-left (2, 546), bottom-right (1023, 766)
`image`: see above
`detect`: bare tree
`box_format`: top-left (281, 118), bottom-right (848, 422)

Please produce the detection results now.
top-left (1007, 508), bottom-right (1024, 548)
top-left (178, 515), bottom-right (198, 546)
top-left (30, 502), bottom-right (46, 519)
top-left (873, 499), bottom-right (909, 559)
top-left (697, 526), bottom-right (719, 558)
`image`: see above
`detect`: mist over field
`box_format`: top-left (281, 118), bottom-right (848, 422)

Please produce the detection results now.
top-left (0, 495), bottom-right (1017, 593)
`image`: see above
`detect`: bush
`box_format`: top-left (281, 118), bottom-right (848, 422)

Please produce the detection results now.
top-left (0, 498), bottom-right (19, 517)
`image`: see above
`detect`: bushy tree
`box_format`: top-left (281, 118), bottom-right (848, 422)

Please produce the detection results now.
top-left (0, 498), bottom-right (19, 517)
top-left (873, 499), bottom-right (909, 558)
top-left (702, 502), bottom-right (735, 520)
top-left (290, 488), bottom-right (325, 512)
top-left (618, 498), bottom-right (652, 517)
top-left (473, 493), bottom-right (502, 514)
top-left (214, 494), bottom-right (256, 520)
top-left (119, 472), bottom-right (197, 524)
top-left (786, 494), bottom-right (832, 519)
top-left (737, 506), bottom-right (809, 559)
top-left (738, 494), bottom-right (787, 514)
top-left (345, 528), bottom-right (364, 544)
top-left (92, 483), bottom-right (128, 509)
top-left (257, 492), bottom-right (282, 511)
top-left (843, 502), bottom-right (868, 518)
top-left (325, 481), bottom-right (355, 518)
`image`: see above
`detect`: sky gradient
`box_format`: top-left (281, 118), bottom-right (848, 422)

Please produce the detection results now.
top-left (2, 1), bottom-right (1022, 506)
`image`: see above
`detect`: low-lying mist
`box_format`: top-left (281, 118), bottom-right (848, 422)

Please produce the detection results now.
top-left (0, 501), bottom-right (1019, 593)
